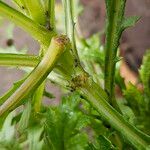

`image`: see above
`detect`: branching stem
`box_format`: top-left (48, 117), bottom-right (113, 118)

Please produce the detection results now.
top-left (0, 1), bottom-right (56, 48)
top-left (0, 35), bottom-right (69, 116)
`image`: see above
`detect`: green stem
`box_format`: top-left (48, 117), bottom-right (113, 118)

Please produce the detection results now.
top-left (104, 0), bottom-right (125, 104)
top-left (68, 0), bottom-right (80, 62)
top-left (78, 77), bottom-right (150, 150)
top-left (63, 0), bottom-right (80, 64)
top-left (49, 0), bottom-right (56, 30)
top-left (33, 0), bottom-right (57, 112)
top-left (33, 81), bottom-right (46, 113)
top-left (24, 0), bottom-right (47, 25)
top-left (0, 1), bottom-right (56, 48)
top-left (0, 53), bottom-right (39, 67)
top-left (62, 0), bottom-right (68, 35)
top-left (0, 35), bottom-right (69, 116)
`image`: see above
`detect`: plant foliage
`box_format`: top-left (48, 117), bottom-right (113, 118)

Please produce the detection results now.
top-left (0, 0), bottom-right (150, 150)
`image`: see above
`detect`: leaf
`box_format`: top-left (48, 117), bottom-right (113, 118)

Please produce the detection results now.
top-left (118, 99), bottom-right (136, 125)
top-left (0, 111), bottom-right (21, 149)
top-left (21, 127), bottom-right (44, 150)
top-left (18, 101), bottom-right (32, 133)
top-left (44, 90), bottom-right (55, 99)
top-left (140, 50), bottom-right (150, 97)
top-left (115, 69), bottom-right (126, 91)
top-left (96, 135), bottom-right (112, 150)
top-left (78, 34), bottom-right (105, 70)
top-left (87, 135), bottom-right (113, 150)
top-left (44, 92), bottom-right (117, 149)
top-left (44, 93), bottom-right (89, 150)
top-left (121, 16), bottom-right (140, 30)
top-left (123, 83), bottom-right (146, 116)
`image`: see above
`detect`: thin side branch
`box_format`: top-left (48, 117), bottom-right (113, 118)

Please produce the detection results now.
top-left (0, 53), bottom-right (39, 67)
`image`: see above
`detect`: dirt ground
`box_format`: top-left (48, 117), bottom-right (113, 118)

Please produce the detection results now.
top-left (0, 0), bottom-right (150, 97)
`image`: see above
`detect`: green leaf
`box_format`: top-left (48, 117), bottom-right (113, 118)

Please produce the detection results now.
top-left (115, 69), bottom-right (126, 91)
top-left (96, 135), bottom-right (112, 150)
top-left (21, 127), bottom-right (44, 150)
top-left (87, 135), bottom-right (113, 150)
top-left (121, 16), bottom-right (140, 30)
top-left (123, 83), bottom-right (146, 116)
top-left (118, 99), bottom-right (136, 125)
top-left (140, 50), bottom-right (150, 97)
top-left (78, 34), bottom-right (105, 76)
top-left (44, 92), bottom-right (117, 149)
top-left (44, 93), bottom-right (89, 150)
top-left (44, 90), bottom-right (55, 99)
top-left (18, 101), bottom-right (32, 133)
top-left (0, 111), bottom-right (21, 149)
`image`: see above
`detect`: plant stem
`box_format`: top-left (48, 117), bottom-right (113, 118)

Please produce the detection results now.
top-left (0, 35), bottom-right (69, 116)
top-left (62, 0), bottom-right (68, 35)
top-left (77, 76), bottom-right (150, 150)
top-left (0, 53), bottom-right (39, 67)
top-left (68, 0), bottom-right (80, 62)
top-left (49, 0), bottom-right (56, 30)
top-left (104, 0), bottom-right (125, 104)
top-left (33, 81), bottom-right (46, 113)
top-left (33, 0), bottom-right (57, 112)
top-left (24, 0), bottom-right (47, 25)
top-left (0, 1), bottom-right (56, 48)
top-left (63, 0), bottom-right (80, 64)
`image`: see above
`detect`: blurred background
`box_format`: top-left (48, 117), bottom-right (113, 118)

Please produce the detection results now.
top-left (0, 0), bottom-right (150, 99)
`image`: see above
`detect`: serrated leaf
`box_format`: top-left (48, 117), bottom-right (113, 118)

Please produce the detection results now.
top-left (118, 99), bottom-right (136, 125)
top-left (140, 50), bottom-right (150, 97)
top-left (21, 127), bottom-right (44, 150)
top-left (123, 83), bottom-right (146, 116)
top-left (0, 111), bottom-right (21, 149)
top-left (78, 34), bottom-right (105, 71)
top-left (0, 112), bottom-right (16, 141)
top-left (87, 135), bottom-right (113, 150)
top-left (44, 93), bottom-right (90, 150)
top-left (115, 69), bottom-right (126, 91)
top-left (96, 135), bottom-right (112, 150)
top-left (18, 101), bottom-right (32, 133)
top-left (121, 16), bottom-right (140, 30)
